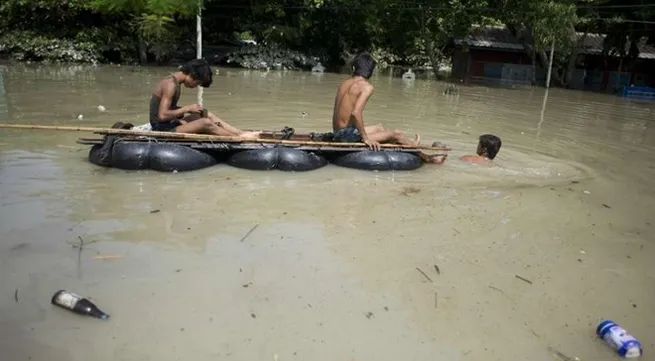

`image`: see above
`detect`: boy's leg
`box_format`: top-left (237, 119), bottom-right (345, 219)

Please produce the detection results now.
top-left (175, 117), bottom-right (234, 136)
top-left (365, 123), bottom-right (385, 134)
top-left (367, 129), bottom-right (420, 146)
top-left (208, 111), bottom-right (260, 139)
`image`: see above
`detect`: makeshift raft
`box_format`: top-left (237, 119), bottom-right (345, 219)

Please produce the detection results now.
top-left (77, 125), bottom-right (447, 173)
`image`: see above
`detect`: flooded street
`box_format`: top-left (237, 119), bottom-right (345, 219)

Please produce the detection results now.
top-left (0, 63), bottom-right (654, 361)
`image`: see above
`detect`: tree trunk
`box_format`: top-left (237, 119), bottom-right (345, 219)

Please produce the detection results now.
top-left (531, 48), bottom-right (536, 85)
top-left (424, 34), bottom-right (442, 77)
top-left (511, 25), bottom-right (565, 87)
top-left (415, 9), bottom-right (441, 77)
top-left (137, 35), bottom-right (148, 65)
top-left (564, 30), bottom-right (587, 88)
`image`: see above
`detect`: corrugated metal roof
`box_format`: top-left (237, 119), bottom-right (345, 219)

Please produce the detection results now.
top-left (576, 32), bottom-right (655, 59)
top-left (454, 25), bottom-right (525, 51)
top-left (455, 26), bottom-right (655, 59)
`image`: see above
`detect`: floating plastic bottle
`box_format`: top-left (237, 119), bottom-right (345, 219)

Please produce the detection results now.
top-left (596, 320), bottom-right (642, 358)
top-left (51, 290), bottom-right (110, 320)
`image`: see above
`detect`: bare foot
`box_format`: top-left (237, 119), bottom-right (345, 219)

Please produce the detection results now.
top-left (431, 141), bottom-right (449, 148)
top-left (421, 153), bottom-right (448, 164)
top-left (240, 131), bottom-right (261, 139)
top-left (413, 133), bottom-right (421, 146)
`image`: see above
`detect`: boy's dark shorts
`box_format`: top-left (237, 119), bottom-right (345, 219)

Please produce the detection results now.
top-left (150, 120), bottom-right (182, 132)
top-left (332, 126), bottom-right (362, 142)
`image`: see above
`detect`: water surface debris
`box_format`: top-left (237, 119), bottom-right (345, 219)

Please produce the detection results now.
top-left (602, 204), bottom-right (611, 209)
top-left (416, 267), bottom-right (434, 283)
top-left (239, 224), bottom-right (259, 242)
top-left (401, 187), bottom-right (421, 196)
top-left (514, 274), bottom-right (533, 285)
top-left (76, 236), bottom-right (85, 271)
top-left (149, 209), bottom-right (161, 213)
top-left (92, 254), bottom-right (124, 260)
top-left (548, 346), bottom-right (578, 361)
top-left (434, 264), bottom-right (441, 275)
top-left (14, 288), bottom-right (18, 303)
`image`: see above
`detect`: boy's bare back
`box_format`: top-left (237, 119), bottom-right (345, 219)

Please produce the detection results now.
top-left (332, 77), bottom-right (374, 131)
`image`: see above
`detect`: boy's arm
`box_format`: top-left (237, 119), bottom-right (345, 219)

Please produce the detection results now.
top-left (157, 81), bottom-right (189, 121)
top-left (350, 84), bottom-right (375, 140)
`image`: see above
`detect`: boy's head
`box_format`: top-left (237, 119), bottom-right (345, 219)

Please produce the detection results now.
top-left (477, 134), bottom-right (502, 159)
top-left (180, 59), bottom-right (213, 88)
top-left (352, 53), bottom-right (376, 79)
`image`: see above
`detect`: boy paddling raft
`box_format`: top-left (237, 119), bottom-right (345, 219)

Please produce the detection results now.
top-left (331, 53), bottom-right (448, 164)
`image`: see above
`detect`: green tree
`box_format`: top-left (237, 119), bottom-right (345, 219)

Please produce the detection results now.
top-left (91, 0), bottom-right (204, 63)
top-left (586, 0), bottom-right (655, 59)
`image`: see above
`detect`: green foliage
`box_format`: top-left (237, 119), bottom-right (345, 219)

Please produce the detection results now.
top-left (0, 31), bottom-right (101, 63)
top-left (89, 0), bottom-right (203, 63)
top-left (136, 14), bottom-right (178, 61)
top-left (582, 0), bottom-right (655, 59)
top-left (1, 0), bottom-right (653, 70)
top-left (91, 0), bottom-right (199, 17)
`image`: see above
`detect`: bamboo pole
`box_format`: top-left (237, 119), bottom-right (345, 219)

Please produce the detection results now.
top-left (545, 40), bottom-right (555, 89)
top-left (196, 0), bottom-right (204, 106)
top-left (0, 124), bottom-right (452, 151)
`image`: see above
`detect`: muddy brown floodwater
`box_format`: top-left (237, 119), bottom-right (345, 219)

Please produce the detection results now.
top-left (0, 63), bottom-right (654, 361)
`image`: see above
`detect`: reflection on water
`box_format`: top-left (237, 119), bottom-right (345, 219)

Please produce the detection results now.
top-left (1, 63), bottom-right (655, 361)
top-left (0, 67), bottom-right (8, 121)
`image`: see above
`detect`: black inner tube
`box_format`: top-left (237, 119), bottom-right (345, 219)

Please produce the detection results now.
top-left (331, 150), bottom-right (423, 171)
top-left (228, 147), bottom-right (328, 171)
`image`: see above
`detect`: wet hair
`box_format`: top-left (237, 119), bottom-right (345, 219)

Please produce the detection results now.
top-left (352, 53), bottom-right (376, 79)
top-left (180, 59), bottom-right (213, 87)
top-left (478, 134), bottom-right (502, 159)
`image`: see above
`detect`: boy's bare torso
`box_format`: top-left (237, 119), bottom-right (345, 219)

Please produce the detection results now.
top-left (332, 77), bottom-right (372, 131)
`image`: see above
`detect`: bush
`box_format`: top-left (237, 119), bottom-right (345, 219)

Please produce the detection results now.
top-left (0, 31), bottom-right (101, 63)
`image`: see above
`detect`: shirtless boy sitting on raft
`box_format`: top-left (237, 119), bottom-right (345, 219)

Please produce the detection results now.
top-left (331, 53), bottom-right (446, 164)
top-left (150, 59), bottom-right (260, 138)
top-left (460, 134), bottom-right (502, 164)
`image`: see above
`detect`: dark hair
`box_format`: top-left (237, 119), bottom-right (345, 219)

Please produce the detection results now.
top-left (479, 134), bottom-right (502, 159)
top-left (352, 53), bottom-right (376, 79)
top-left (181, 59), bottom-right (213, 87)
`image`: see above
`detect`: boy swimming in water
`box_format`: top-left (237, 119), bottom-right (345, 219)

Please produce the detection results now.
top-left (331, 52), bottom-right (446, 164)
top-left (460, 134), bottom-right (502, 164)
top-left (150, 59), bottom-right (260, 138)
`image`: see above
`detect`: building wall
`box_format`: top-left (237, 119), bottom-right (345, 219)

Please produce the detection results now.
top-left (570, 55), bottom-right (655, 92)
top-left (452, 47), bottom-right (539, 85)
top-left (452, 47), bottom-right (655, 91)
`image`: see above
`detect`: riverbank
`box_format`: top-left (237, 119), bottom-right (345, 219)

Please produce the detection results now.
top-left (0, 37), bottom-right (451, 76)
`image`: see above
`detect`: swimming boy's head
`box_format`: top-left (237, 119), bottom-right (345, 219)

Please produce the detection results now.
top-left (180, 59), bottom-right (213, 88)
top-left (477, 134), bottom-right (502, 159)
top-left (352, 53), bottom-right (376, 79)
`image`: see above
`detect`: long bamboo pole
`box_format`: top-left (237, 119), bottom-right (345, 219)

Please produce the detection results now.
top-left (196, 0), bottom-right (204, 106)
top-left (0, 124), bottom-right (452, 151)
top-left (545, 40), bottom-right (555, 89)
